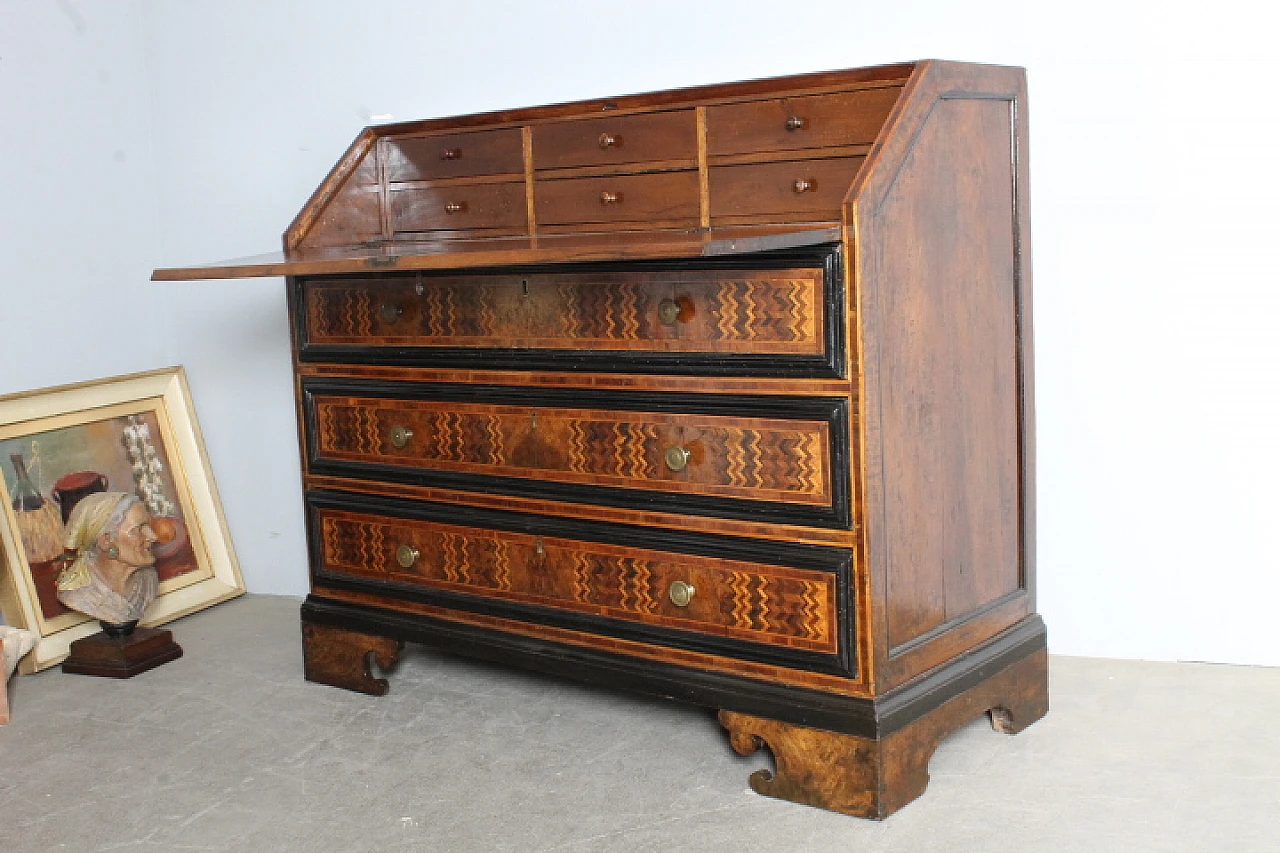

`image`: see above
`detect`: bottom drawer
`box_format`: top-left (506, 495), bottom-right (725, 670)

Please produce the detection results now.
top-left (307, 491), bottom-right (854, 676)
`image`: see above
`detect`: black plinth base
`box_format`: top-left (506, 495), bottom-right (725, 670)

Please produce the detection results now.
top-left (62, 627), bottom-right (183, 678)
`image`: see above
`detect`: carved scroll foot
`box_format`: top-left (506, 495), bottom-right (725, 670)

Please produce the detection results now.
top-left (720, 648), bottom-right (1048, 819)
top-left (302, 622), bottom-right (404, 696)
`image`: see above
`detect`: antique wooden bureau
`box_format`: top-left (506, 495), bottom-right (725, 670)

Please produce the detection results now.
top-left (155, 60), bottom-right (1046, 819)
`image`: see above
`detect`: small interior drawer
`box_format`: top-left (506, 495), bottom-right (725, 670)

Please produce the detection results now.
top-left (709, 157), bottom-right (866, 222)
top-left (388, 182), bottom-right (527, 233)
top-left (384, 128), bottom-right (525, 182)
top-left (705, 87), bottom-right (901, 157)
top-left (532, 110), bottom-right (697, 170)
top-left (534, 171), bottom-right (699, 226)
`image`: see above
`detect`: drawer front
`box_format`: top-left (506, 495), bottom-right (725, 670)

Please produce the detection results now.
top-left (532, 111), bottom-right (697, 170)
top-left (384, 128), bottom-right (525, 182)
top-left (706, 87), bottom-right (901, 156)
top-left (307, 493), bottom-right (854, 674)
top-left (303, 382), bottom-right (849, 527)
top-left (709, 157), bottom-right (866, 221)
top-left (303, 267), bottom-right (823, 354)
top-left (389, 182), bottom-right (527, 233)
top-left (534, 172), bottom-right (699, 226)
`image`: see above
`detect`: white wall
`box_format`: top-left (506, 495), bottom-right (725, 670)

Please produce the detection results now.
top-left (3, 1), bottom-right (1278, 664)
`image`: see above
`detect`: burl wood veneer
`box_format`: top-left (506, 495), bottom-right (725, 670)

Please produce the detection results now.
top-left (154, 60), bottom-right (1045, 819)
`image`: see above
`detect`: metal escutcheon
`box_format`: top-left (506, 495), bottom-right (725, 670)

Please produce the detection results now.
top-left (389, 426), bottom-right (414, 449)
top-left (396, 544), bottom-right (420, 569)
top-left (668, 580), bottom-right (695, 608)
top-left (658, 298), bottom-right (681, 325)
top-left (664, 445), bottom-right (691, 472)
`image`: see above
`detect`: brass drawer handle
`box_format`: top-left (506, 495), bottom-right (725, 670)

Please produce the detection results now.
top-left (793, 179), bottom-right (814, 194)
top-left (444, 201), bottom-right (466, 214)
top-left (664, 445), bottom-right (691, 473)
top-left (441, 148), bottom-right (461, 160)
top-left (600, 191), bottom-right (622, 205)
top-left (396, 544), bottom-right (420, 569)
top-left (379, 302), bottom-right (403, 324)
top-left (785, 116), bottom-right (808, 131)
top-left (389, 426), bottom-right (414, 449)
top-left (598, 132), bottom-right (621, 149)
top-left (668, 580), bottom-right (695, 608)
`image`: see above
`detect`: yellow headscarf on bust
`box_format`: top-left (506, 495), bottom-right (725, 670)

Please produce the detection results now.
top-left (56, 491), bottom-right (132, 593)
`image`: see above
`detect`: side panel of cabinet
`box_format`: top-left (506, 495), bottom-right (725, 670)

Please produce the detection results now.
top-left (852, 62), bottom-right (1034, 689)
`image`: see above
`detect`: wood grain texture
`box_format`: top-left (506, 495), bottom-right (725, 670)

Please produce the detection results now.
top-left (301, 267), bottom-right (825, 354)
top-left (719, 647), bottom-right (1047, 818)
top-left (384, 127), bottom-right (524, 182)
top-left (310, 394), bottom-right (834, 507)
top-left (706, 87), bottom-right (903, 157)
top-left (314, 506), bottom-right (840, 654)
top-left (534, 171), bottom-right (700, 227)
top-left (532, 110), bottom-right (698, 170)
top-left (388, 181), bottom-right (527, 233)
top-left (848, 61), bottom-right (1033, 688)
top-left (709, 156), bottom-right (867, 223)
top-left (301, 621), bottom-right (404, 696)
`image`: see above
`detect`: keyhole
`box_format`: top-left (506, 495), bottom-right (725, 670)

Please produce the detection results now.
top-left (521, 279), bottom-right (529, 297)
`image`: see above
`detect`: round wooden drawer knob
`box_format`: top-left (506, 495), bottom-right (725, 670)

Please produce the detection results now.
top-left (444, 201), bottom-right (466, 214)
top-left (396, 544), bottom-right (420, 569)
top-left (440, 148), bottom-right (462, 160)
top-left (668, 580), bottom-right (695, 608)
top-left (598, 132), bottom-right (621, 149)
top-left (600, 191), bottom-right (622, 205)
top-left (785, 116), bottom-right (808, 131)
top-left (793, 179), bottom-right (814, 194)
top-left (389, 426), bottom-right (414, 449)
top-left (664, 445), bottom-right (692, 472)
top-left (379, 303), bottom-right (403, 324)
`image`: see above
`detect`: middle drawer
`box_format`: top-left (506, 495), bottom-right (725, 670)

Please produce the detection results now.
top-left (303, 380), bottom-right (852, 529)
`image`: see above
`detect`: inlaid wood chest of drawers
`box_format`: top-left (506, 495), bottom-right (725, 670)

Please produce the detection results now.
top-left (156, 60), bottom-right (1047, 819)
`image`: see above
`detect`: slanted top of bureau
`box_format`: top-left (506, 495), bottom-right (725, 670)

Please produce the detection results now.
top-left (154, 60), bottom-right (1021, 280)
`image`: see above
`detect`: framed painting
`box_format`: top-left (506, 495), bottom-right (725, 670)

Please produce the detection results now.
top-left (0, 368), bottom-right (244, 673)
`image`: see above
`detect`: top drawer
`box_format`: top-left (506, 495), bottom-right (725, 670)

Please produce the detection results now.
top-left (532, 111), bottom-right (697, 171)
top-left (385, 128), bottom-right (525, 182)
top-left (706, 87), bottom-right (901, 157)
top-left (294, 245), bottom-right (846, 378)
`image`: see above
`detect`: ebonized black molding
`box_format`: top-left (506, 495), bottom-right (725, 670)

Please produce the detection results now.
top-left (302, 378), bottom-right (853, 530)
top-left (305, 489), bottom-right (855, 677)
top-left (300, 595), bottom-right (1046, 738)
top-left (294, 243), bottom-right (846, 379)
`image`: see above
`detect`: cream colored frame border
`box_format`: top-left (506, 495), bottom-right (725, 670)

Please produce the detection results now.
top-left (0, 368), bottom-right (244, 673)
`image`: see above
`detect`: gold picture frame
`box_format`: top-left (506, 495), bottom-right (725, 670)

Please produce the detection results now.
top-left (0, 368), bottom-right (244, 673)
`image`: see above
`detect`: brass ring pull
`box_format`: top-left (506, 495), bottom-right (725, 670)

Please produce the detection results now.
top-left (441, 148), bottom-right (462, 160)
top-left (444, 201), bottom-right (466, 214)
top-left (664, 445), bottom-right (691, 473)
top-left (389, 426), bottom-right (414, 449)
top-left (600, 191), bottom-right (622, 204)
top-left (785, 116), bottom-right (807, 131)
top-left (668, 580), bottom-right (695, 608)
top-left (379, 303), bottom-right (403, 324)
top-left (793, 179), bottom-right (814, 194)
top-left (598, 132), bottom-right (620, 149)
top-left (396, 544), bottom-right (420, 569)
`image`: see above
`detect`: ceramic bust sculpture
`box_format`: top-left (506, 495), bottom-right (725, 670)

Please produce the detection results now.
top-left (56, 492), bottom-right (159, 630)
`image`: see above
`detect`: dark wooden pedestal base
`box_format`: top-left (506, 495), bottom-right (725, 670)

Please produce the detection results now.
top-left (302, 622), bottom-right (404, 696)
top-left (719, 648), bottom-right (1048, 819)
top-left (61, 627), bottom-right (184, 678)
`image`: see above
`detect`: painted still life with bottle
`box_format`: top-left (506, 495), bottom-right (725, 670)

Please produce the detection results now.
top-left (2, 412), bottom-right (207, 625)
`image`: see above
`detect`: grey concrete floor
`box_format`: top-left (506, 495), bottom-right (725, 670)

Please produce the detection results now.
top-left (1, 595), bottom-right (1277, 852)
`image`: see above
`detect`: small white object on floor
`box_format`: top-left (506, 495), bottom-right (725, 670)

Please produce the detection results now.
top-left (1, 625), bottom-right (38, 725)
